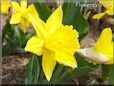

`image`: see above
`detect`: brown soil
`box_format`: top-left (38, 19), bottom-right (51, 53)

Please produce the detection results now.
top-left (2, 54), bottom-right (28, 85)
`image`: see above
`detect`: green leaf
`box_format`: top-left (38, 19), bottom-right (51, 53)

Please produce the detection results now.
top-left (102, 64), bottom-right (114, 85)
top-left (2, 23), bottom-right (11, 42)
top-left (38, 68), bottom-right (44, 84)
top-left (2, 23), bottom-right (33, 55)
top-left (62, 0), bottom-right (89, 40)
top-left (33, 55), bottom-right (41, 84)
top-left (25, 54), bottom-right (40, 85)
top-left (75, 53), bottom-right (91, 67)
top-left (75, 53), bottom-right (100, 69)
top-left (51, 54), bottom-right (99, 84)
top-left (34, 0), bottom-right (52, 22)
top-left (13, 25), bottom-right (22, 39)
top-left (21, 32), bottom-right (34, 47)
top-left (56, 66), bottom-right (97, 84)
top-left (2, 46), bottom-right (25, 56)
top-left (50, 65), bottom-right (64, 84)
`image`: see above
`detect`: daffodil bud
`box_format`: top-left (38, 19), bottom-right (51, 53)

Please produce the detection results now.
top-left (77, 48), bottom-right (109, 64)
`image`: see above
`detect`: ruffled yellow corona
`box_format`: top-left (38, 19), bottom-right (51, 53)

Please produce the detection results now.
top-left (25, 6), bottom-right (80, 81)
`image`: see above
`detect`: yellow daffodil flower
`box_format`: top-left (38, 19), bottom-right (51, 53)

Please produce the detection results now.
top-left (25, 6), bottom-right (80, 81)
top-left (10, 0), bottom-right (39, 32)
top-left (1, 0), bottom-right (11, 14)
top-left (93, 0), bottom-right (114, 19)
top-left (78, 28), bottom-right (113, 64)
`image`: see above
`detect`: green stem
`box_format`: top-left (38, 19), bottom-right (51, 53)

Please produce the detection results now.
top-left (102, 64), bottom-right (114, 85)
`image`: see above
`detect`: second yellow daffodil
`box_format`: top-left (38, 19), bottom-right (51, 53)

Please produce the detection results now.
top-left (93, 28), bottom-right (113, 64)
top-left (93, 0), bottom-right (114, 19)
top-left (25, 6), bottom-right (80, 81)
top-left (78, 28), bottom-right (114, 64)
top-left (10, 0), bottom-right (39, 32)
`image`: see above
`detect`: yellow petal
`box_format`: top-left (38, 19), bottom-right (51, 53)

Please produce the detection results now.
top-left (93, 0), bottom-right (114, 19)
top-left (104, 42), bottom-right (113, 64)
top-left (42, 49), bottom-right (56, 81)
top-left (93, 12), bottom-right (106, 20)
top-left (46, 6), bottom-right (63, 34)
top-left (11, 2), bottom-right (21, 12)
top-left (10, 13), bottom-right (21, 24)
top-left (25, 36), bottom-right (44, 56)
top-left (55, 51), bottom-right (77, 68)
top-left (94, 28), bottom-right (112, 53)
top-left (105, 60), bottom-right (113, 64)
top-left (98, 0), bottom-right (114, 15)
top-left (20, 18), bottom-right (30, 33)
top-left (106, 9), bottom-right (114, 15)
top-left (28, 14), bottom-right (47, 38)
top-left (1, 1), bottom-right (11, 14)
top-left (27, 4), bottom-right (39, 17)
top-left (20, 0), bottom-right (27, 9)
top-left (99, 0), bottom-right (113, 10)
